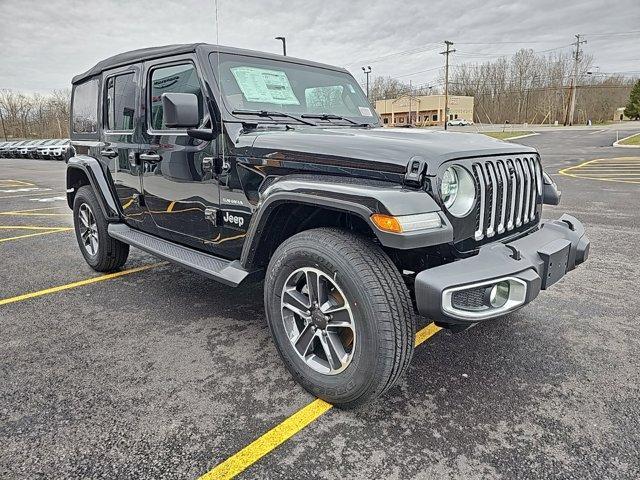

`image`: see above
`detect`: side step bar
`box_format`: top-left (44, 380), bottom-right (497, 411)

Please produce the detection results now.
top-left (108, 223), bottom-right (249, 287)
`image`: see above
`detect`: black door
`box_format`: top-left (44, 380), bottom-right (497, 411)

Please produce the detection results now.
top-left (139, 58), bottom-right (221, 253)
top-left (100, 65), bottom-right (150, 230)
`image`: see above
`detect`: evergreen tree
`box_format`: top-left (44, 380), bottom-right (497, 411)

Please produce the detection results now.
top-left (624, 80), bottom-right (640, 120)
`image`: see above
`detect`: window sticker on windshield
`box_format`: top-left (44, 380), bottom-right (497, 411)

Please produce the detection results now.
top-left (348, 84), bottom-right (355, 94)
top-left (231, 66), bottom-right (300, 105)
top-left (359, 106), bottom-right (373, 116)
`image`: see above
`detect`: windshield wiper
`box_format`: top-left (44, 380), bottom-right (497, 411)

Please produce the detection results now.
top-left (300, 113), bottom-right (366, 126)
top-left (232, 109), bottom-right (316, 126)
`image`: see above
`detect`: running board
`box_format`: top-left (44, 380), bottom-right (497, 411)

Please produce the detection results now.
top-left (108, 223), bottom-right (249, 287)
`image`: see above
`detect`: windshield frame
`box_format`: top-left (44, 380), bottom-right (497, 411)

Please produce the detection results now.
top-left (209, 52), bottom-right (380, 128)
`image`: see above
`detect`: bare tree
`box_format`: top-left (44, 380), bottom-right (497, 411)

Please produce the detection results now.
top-left (0, 88), bottom-right (71, 140)
top-left (447, 49), bottom-right (634, 124)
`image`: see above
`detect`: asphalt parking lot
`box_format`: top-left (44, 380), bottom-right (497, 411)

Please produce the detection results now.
top-left (1, 126), bottom-right (639, 479)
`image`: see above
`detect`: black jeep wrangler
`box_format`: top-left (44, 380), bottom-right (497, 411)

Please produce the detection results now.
top-left (67, 43), bottom-right (589, 407)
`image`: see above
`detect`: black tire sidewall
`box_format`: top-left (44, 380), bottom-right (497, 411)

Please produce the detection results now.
top-left (73, 186), bottom-right (109, 269)
top-left (265, 236), bottom-right (389, 405)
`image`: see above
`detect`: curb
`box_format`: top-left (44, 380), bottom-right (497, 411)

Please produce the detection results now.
top-left (505, 132), bottom-right (540, 141)
top-left (613, 133), bottom-right (640, 148)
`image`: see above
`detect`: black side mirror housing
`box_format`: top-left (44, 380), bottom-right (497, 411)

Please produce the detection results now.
top-left (161, 92), bottom-right (200, 128)
top-left (187, 128), bottom-right (216, 141)
top-left (542, 171), bottom-right (561, 205)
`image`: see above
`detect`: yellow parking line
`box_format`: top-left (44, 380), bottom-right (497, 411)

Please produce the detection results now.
top-left (0, 179), bottom-right (35, 187)
top-left (0, 262), bottom-right (165, 306)
top-left (0, 213), bottom-right (70, 216)
top-left (0, 225), bottom-right (70, 230)
top-left (0, 191), bottom-right (57, 199)
top-left (199, 322), bottom-right (442, 480)
top-left (166, 201), bottom-right (176, 212)
top-left (0, 228), bottom-right (73, 243)
top-left (0, 206), bottom-right (69, 217)
top-left (573, 172), bottom-right (640, 177)
top-left (200, 398), bottom-right (333, 480)
top-left (559, 157), bottom-right (640, 185)
top-left (0, 206), bottom-right (61, 213)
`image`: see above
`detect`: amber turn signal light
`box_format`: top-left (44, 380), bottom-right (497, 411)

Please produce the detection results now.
top-left (371, 213), bottom-right (403, 233)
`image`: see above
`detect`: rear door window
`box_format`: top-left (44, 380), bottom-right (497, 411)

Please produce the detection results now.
top-left (105, 72), bottom-right (137, 131)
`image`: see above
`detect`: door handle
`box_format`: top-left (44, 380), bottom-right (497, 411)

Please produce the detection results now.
top-left (100, 149), bottom-right (118, 159)
top-left (139, 152), bottom-right (162, 163)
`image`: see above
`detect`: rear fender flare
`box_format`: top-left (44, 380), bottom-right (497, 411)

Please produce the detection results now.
top-left (66, 155), bottom-right (121, 222)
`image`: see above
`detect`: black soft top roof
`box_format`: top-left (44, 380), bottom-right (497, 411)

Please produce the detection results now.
top-left (72, 43), bottom-right (348, 84)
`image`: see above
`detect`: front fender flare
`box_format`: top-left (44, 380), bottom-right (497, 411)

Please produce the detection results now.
top-left (240, 175), bottom-right (453, 269)
top-left (66, 155), bottom-right (121, 222)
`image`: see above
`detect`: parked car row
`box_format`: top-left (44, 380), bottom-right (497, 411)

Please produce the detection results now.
top-left (0, 139), bottom-right (72, 161)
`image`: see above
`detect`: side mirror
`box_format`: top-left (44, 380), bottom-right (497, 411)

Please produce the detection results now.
top-left (542, 171), bottom-right (561, 205)
top-left (161, 92), bottom-right (200, 128)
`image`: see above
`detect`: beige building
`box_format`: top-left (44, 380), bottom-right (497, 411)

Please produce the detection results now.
top-left (375, 94), bottom-right (474, 127)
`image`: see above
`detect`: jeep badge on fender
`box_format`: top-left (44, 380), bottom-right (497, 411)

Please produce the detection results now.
top-left (66, 43), bottom-right (589, 408)
top-left (223, 211), bottom-right (244, 228)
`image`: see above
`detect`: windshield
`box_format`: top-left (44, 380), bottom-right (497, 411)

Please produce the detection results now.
top-left (211, 53), bottom-right (378, 126)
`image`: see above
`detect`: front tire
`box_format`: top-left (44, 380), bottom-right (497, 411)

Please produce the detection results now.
top-left (264, 228), bottom-right (416, 408)
top-left (73, 185), bottom-right (129, 272)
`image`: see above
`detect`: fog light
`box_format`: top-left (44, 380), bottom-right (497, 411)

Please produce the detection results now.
top-left (486, 281), bottom-right (510, 308)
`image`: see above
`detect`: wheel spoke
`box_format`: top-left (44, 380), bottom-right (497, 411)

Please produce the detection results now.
top-left (294, 324), bottom-right (316, 356)
top-left (79, 209), bottom-right (89, 228)
top-left (326, 307), bottom-right (353, 329)
top-left (89, 235), bottom-right (98, 255)
top-left (305, 270), bottom-right (319, 305)
top-left (319, 331), bottom-right (345, 371)
top-left (282, 289), bottom-right (311, 318)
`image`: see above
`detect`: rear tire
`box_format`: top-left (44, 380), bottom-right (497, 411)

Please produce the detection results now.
top-left (264, 228), bottom-right (416, 408)
top-left (73, 185), bottom-right (129, 272)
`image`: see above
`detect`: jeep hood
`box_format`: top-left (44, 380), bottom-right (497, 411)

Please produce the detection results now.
top-left (245, 127), bottom-right (538, 175)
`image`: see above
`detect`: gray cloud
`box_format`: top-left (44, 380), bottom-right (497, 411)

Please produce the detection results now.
top-left (0, 0), bottom-right (638, 93)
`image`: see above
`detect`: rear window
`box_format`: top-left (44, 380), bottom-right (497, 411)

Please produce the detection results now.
top-left (72, 79), bottom-right (99, 134)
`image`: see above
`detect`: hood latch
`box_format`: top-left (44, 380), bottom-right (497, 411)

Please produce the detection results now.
top-left (404, 156), bottom-right (428, 186)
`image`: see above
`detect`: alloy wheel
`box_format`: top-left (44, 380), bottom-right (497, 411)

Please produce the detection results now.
top-left (280, 267), bottom-right (356, 375)
top-left (78, 203), bottom-right (99, 256)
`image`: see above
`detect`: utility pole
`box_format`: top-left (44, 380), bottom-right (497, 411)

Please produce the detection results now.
top-left (362, 66), bottom-right (372, 98)
top-left (440, 40), bottom-right (455, 130)
top-left (275, 36), bottom-right (286, 56)
top-left (565, 34), bottom-right (587, 126)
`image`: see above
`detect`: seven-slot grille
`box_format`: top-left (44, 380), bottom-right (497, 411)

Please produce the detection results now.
top-left (471, 156), bottom-right (542, 241)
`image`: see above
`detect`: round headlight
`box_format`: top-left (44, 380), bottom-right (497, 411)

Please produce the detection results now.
top-left (440, 167), bottom-right (459, 209)
top-left (440, 165), bottom-right (475, 217)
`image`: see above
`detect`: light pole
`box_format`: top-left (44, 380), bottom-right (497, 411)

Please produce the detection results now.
top-left (275, 36), bottom-right (286, 56)
top-left (362, 65), bottom-right (372, 98)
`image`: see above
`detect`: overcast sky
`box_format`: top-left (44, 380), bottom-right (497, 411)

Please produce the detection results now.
top-left (0, 0), bottom-right (638, 93)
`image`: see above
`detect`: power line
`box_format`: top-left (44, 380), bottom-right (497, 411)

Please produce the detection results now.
top-left (454, 43), bottom-right (575, 59)
top-left (345, 44), bottom-right (441, 66)
top-left (582, 30), bottom-right (640, 37)
top-left (395, 65), bottom-right (444, 78)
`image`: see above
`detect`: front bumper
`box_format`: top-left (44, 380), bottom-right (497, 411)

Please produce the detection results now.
top-left (414, 214), bottom-right (590, 325)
